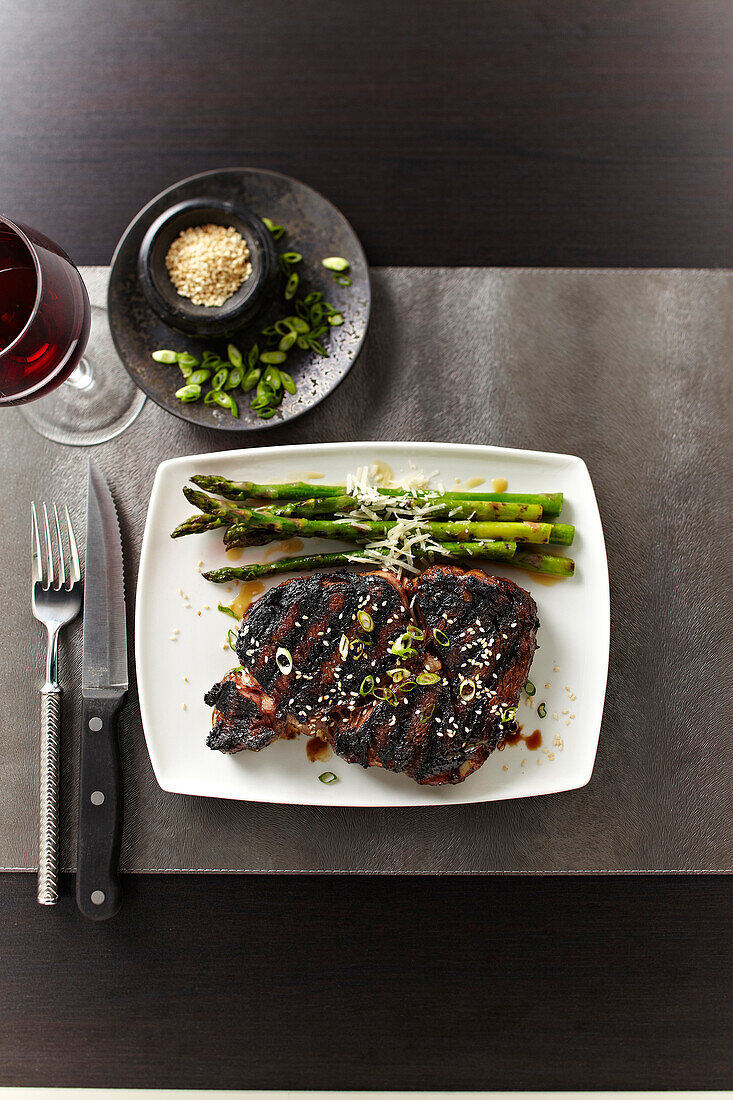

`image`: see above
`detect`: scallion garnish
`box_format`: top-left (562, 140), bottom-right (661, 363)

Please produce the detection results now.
top-left (416, 671), bottom-right (440, 686)
top-left (433, 628), bottom-right (450, 647)
top-left (318, 771), bottom-right (338, 784)
top-left (459, 678), bottom-right (476, 702)
top-left (227, 628), bottom-right (238, 649)
top-left (387, 667), bottom-right (411, 684)
top-left (537, 702), bottom-right (547, 719)
top-left (500, 706), bottom-right (517, 724)
top-left (338, 634), bottom-right (349, 659)
top-left (357, 610), bottom-right (374, 632)
top-left (524, 679), bottom-right (536, 696)
top-left (275, 646), bottom-right (293, 675)
top-left (406, 624), bottom-right (426, 641)
top-left (218, 602), bottom-right (239, 620)
top-left (360, 675), bottom-right (375, 696)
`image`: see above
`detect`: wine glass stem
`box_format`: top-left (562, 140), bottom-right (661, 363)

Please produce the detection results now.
top-left (63, 356), bottom-right (94, 391)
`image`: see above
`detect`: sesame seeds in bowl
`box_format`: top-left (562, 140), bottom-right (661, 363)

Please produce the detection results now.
top-left (137, 197), bottom-right (278, 338)
top-left (165, 223), bottom-right (253, 308)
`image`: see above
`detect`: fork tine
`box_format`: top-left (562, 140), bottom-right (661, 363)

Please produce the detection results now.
top-left (42, 503), bottom-right (54, 589)
top-left (65, 506), bottom-right (81, 584)
top-left (31, 502), bottom-right (42, 583)
top-left (53, 504), bottom-right (65, 589)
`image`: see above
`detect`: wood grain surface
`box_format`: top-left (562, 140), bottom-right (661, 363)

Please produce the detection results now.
top-left (0, 0), bottom-right (730, 1090)
top-left (0, 0), bottom-right (730, 267)
top-left (0, 874), bottom-right (731, 1090)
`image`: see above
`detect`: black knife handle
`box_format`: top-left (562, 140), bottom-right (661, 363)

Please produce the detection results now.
top-left (76, 691), bottom-right (126, 921)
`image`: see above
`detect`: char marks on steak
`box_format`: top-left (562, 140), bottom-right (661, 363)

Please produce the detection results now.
top-left (204, 566), bottom-right (539, 785)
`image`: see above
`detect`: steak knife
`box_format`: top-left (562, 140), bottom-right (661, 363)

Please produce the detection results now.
top-left (76, 460), bottom-right (127, 921)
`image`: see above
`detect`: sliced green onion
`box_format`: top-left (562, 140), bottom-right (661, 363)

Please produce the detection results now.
top-left (334, 274), bottom-right (352, 286)
top-left (459, 678), bottom-right (476, 702)
top-left (211, 368), bottom-right (229, 391)
top-left (187, 368), bottom-right (212, 386)
top-left (360, 675), bottom-right (375, 696)
top-left (279, 331), bottom-right (297, 352)
top-left (357, 610), bottom-right (374, 632)
top-left (243, 368), bottom-right (261, 391)
top-left (263, 217), bottom-right (285, 240)
top-left (284, 272), bottom-right (299, 299)
top-left (281, 251), bottom-right (302, 264)
top-left (152, 349), bottom-right (178, 364)
top-left (224, 366), bottom-right (243, 390)
top-left (175, 383), bottom-right (201, 402)
top-left (406, 624), bottom-right (425, 641)
top-left (328, 313), bottom-right (344, 326)
top-left (227, 628), bottom-right (238, 649)
top-left (421, 703), bottom-right (435, 722)
top-left (500, 706), bottom-right (517, 724)
top-left (176, 352), bottom-right (199, 368)
top-left (524, 679), bottom-right (536, 696)
top-left (433, 628), bottom-right (450, 648)
top-left (387, 667), bottom-right (411, 684)
top-left (416, 671), bottom-right (440, 686)
top-left (280, 371), bottom-right (296, 395)
top-left (284, 316), bottom-right (310, 333)
top-left (537, 702), bottom-right (547, 719)
top-left (260, 351), bottom-right (287, 365)
top-left (321, 256), bottom-right (350, 272)
top-left (247, 344), bottom-right (260, 369)
top-left (318, 771), bottom-right (338, 784)
top-left (227, 344), bottom-right (243, 368)
top-left (218, 603), bottom-right (239, 620)
top-left (275, 646), bottom-right (293, 674)
top-left (338, 634), bottom-right (350, 659)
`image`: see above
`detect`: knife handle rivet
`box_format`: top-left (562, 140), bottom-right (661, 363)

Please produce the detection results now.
top-left (90, 890), bottom-right (105, 905)
top-left (90, 790), bottom-right (105, 806)
top-left (88, 717), bottom-right (103, 731)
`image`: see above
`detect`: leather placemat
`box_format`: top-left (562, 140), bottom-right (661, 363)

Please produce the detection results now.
top-left (1, 266), bottom-right (730, 873)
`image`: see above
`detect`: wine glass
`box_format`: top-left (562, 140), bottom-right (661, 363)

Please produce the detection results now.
top-left (0, 214), bottom-right (145, 445)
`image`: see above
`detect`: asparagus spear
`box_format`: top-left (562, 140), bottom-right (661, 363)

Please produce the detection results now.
top-left (171, 513), bottom-right (229, 538)
top-left (183, 484), bottom-right (545, 523)
top-left (202, 540), bottom-right (518, 582)
top-left (190, 475), bottom-right (564, 516)
top-left (222, 507), bottom-right (571, 547)
top-left (265, 496), bottom-right (544, 521)
top-left (512, 549), bottom-right (575, 577)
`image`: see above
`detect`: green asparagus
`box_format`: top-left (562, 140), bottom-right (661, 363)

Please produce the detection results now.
top-left (202, 540), bottom-right (518, 582)
top-left (189, 475), bottom-right (564, 517)
top-left (221, 507), bottom-right (568, 548)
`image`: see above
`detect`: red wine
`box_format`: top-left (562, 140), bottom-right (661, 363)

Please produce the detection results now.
top-left (0, 219), bottom-right (90, 405)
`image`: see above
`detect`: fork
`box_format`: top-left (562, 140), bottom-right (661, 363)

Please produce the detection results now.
top-left (31, 502), bottom-right (82, 905)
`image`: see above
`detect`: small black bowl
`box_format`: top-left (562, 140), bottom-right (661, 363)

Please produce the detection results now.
top-left (137, 197), bottom-right (278, 337)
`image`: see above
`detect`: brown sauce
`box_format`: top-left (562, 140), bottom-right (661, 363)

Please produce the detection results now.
top-left (264, 538), bottom-right (305, 561)
top-left (228, 581), bottom-right (265, 619)
top-left (225, 547), bottom-right (243, 561)
top-left (306, 736), bottom-right (332, 763)
top-left (498, 725), bottom-right (542, 750)
top-left (491, 477), bottom-right (508, 493)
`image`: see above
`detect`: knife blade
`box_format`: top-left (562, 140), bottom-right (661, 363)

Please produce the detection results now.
top-left (76, 459), bottom-right (128, 921)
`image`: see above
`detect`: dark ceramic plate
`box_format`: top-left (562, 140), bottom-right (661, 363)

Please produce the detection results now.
top-left (108, 168), bottom-right (371, 430)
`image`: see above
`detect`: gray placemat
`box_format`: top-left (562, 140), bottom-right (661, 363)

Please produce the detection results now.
top-left (1, 267), bottom-right (731, 873)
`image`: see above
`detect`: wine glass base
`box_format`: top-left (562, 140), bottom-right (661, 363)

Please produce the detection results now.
top-left (18, 305), bottom-right (146, 446)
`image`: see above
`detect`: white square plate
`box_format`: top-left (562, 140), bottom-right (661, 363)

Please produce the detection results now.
top-left (136, 441), bottom-right (609, 806)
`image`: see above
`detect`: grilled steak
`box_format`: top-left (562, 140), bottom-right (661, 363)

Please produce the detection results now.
top-left (204, 566), bottom-right (539, 785)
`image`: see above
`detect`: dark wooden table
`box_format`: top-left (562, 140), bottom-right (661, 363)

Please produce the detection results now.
top-left (1, 0), bottom-right (731, 1090)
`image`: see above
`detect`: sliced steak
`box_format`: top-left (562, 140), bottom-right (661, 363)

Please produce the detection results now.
top-left (205, 565), bottom-right (539, 785)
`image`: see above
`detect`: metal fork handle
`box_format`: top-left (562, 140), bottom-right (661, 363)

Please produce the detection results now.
top-left (38, 682), bottom-right (61, 905)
